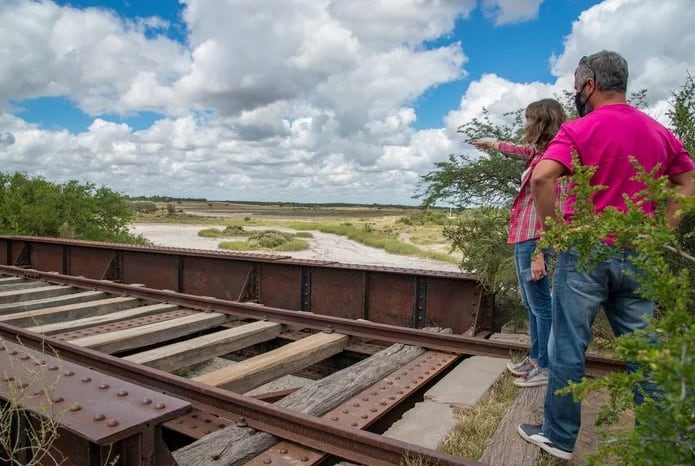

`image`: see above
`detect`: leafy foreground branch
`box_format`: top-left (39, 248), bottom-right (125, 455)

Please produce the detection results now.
top-left (538, 157), bottom-right (695, 466)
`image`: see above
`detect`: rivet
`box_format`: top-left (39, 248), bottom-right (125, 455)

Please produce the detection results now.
top-left (106, 419), bottom-right (119, 427)
top-left (32, 389), bottom-right (44, 396)
top-left (4, 376), bottom-right (13, 382)
top-left (387, 380), bottom-right (393, 385)
top-left (9, 351), bottom-right (17, 355)
top-left (155, 403), bottom-right (165, 410)
top-left (279, 449), bottom-right (288, 454)
top-left (81, 377), bottom-right (92, 383)
top-left (370, 408), bottom-right (377, 413)
top-left (380, 401), bottom-right (387, 406)
top-left (19, 355), bottom-right (30, 360)
top-left (342, 409), bottom-right (348, 414)
top-left (331, 416), bottom-right (339, 421)
top-left (361, 414), bottom-right (368, 419)
top-left (353, 402), bottom-right (360, 407)
top-left (371, 391), bottom-right (377, 395)
top-left (63, 371), bottom-right (74, 376)
top-left (52, 397), bottom-right (64, 403)
top-left (48, 365), bottom-right (59, 371)
top-left (141, 398), bottom-right (152, 405)
top-left (204, 419), bottom-right (211, 424)
top-left (99, 383), bottom-right (110, 390)
top-left (263, 459), bottom-right (272, 464)
top-left (395, 376), bottom-right (400, 380)
top-left (93, 414), bottom-right (106, 421)
top-left (389, 396), bottom-right (395, 400)
top-left (362, 397), bottom-right (369, 401)
top-left (117, 390), bottom-right (128, 397)
top-left (351, 422), bottom-right (358, 427)
top-left (300, 457), bottom-right (309, 462)
top-left (191, 413), bottom-right (198, 419)
top-left (69, 404), bottom-right (81, 412)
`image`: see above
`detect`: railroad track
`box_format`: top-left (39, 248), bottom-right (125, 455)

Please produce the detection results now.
top-left (0, 264), bottom-right (622, 466)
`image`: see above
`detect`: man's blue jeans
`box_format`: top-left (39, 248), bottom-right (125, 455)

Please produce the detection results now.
top-left (514, 239), bottom-right (552, 369)
top-left (543, 246), bottom-right (655, 452)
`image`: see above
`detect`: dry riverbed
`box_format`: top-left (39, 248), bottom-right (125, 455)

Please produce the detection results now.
top-left (130, 223), bottom-right (462, 273)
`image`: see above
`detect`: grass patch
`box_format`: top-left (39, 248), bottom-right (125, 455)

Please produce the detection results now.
top-left (441, 373), bottom-right (518, 460)
top-left (197, 228), bottom-right (223, 238)
top-left (218, 230), bottom-right (310, 252)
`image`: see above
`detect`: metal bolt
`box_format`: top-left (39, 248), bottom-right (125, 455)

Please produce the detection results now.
top-left (81, 377), bottom-right (92, 383)
top-left (361, 415), bottom-right (368, 419)
top-left (19, 355), bottom-right (30, 360)
top-left (279, 449), bottom-right (288, 454)
top-left (52, 397), bottom-right (64, 403)
top-left (48, 365), bottom-right (59, 371)
top-left (117, 390), bottom-right (128, 397)
top-left (351, 422), bottom-right (358, 427)
top-left (142, 398), bottom-right (152, 405)
top-left (106, 419), bottom-right (119, 427)
top-left (93, 414), bottom-right (106, 421)
top-left (4, 376), bottom-right (13, 382)
top-left (263, 459), bottom-right (272, 464)
top-left (155, 403), bottom-right (166, 410)
top-left (32, 389), bottom-right (44, 396)
top-left (300, 457), bottom-right (309, 462)
top-left (99, 383), bottom-right (110, 390)
top-left (63, 370), bottom-right (74, 376)
top-left (331, 416), bottom-right (339, 421)
top-left (69, 404), bottom-right (82, 412)
top-left (9, 351), bottom-right (17, 355)
top-left (342, 409), bottom-right (348, 414)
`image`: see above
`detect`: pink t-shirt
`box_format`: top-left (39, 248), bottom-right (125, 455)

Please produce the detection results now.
top-left (542, 103), bottom-right (694, 221)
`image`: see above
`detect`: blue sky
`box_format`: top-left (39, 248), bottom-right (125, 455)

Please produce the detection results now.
top-left (1, 0), bottom-right (693, 204)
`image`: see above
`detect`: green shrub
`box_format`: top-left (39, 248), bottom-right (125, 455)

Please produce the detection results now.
top-left (222, 225), bottom-right (245, 236)
top-left (198, 228), bottom-right (222, 238)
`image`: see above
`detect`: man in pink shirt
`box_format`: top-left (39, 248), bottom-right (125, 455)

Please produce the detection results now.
top-left (517, 50), bottom-right (695, 460)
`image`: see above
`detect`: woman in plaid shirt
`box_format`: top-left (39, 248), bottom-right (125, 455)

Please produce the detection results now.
top-left (472, 98), bottom-right (567, 388)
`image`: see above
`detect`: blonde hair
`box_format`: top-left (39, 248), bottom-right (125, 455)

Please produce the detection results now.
top-left (523, 98), bottom-right (566, 152)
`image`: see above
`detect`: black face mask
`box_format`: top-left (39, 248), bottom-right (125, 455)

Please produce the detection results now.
top-left (574, 82), bottom-right (593, 117)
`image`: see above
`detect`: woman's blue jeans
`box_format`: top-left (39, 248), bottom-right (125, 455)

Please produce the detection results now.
top-left (543, 247), bottom-right (656, 452)
top-left (513, 239), bottom-right (552, 369)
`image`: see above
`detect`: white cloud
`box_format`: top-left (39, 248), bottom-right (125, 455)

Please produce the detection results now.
top-left (482, 0), bottom-right (544, 25)
top-left (0, 0), bottom-right (693, 205)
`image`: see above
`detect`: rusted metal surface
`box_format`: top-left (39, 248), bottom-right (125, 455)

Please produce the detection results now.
top-left (162, 409), bottom-right (236, 439)
top-left (0, 339), bottom-right (189, 445)
top-left (0, 322), bottom-right (486, 466)
top-left (246, 350), bottom-right (459, 466)
top-left (0, 264), bottom-right (623, 375)
top-left (0, 236), bottom-right (489, 334)
top-left (52, 309), bottom-right (197, 341)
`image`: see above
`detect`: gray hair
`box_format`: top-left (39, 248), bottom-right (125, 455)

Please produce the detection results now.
top-left (575, 50), bottom-right (628, 92)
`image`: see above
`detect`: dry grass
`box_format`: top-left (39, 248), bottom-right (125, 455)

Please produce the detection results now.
top-left (440, 373), bottom-right (519, 460)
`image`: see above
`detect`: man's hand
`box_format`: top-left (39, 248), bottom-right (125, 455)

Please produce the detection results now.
top-left (531, 253), bottom-right (547, 281)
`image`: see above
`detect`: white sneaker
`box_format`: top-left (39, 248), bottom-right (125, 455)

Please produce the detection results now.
top-left (506, 356), bottom-right (536, 376)
top-left (513, 366), bottom-right (548, 387)
top-left (518, 423), bottom-right (573, 460)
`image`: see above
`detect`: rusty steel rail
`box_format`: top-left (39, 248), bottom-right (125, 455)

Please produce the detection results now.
top-left (0, 323), bottom-right (485, 466)
top-left (0, 235), bottom-right (492, 334)
top-left (0, 265), bottom-right (623, 376)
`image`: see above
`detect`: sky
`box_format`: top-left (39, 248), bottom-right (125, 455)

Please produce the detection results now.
top-left (1, 0), bottom-right (694, 206)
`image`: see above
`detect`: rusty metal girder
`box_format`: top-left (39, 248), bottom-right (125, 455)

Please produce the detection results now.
top-left (0, 265), bottom-right (623, 375)
top-left (0, 339), bottom-right (189, 445)
top-left (246, 350), bottom-right (459, 466)
top-left (0, 236), bottom-right (490, 334)
top-left (0, 321), bottom-right (485, 466)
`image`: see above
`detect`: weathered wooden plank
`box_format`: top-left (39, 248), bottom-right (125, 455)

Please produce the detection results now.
top-left (0, 290), bottom-right (108, 314)
top-left (0, 281), bottom-right (49, 292)
top-left (125, 320), bottom-right (282, 371)
top-left (27, 302), bottom-right (178, 334)
top-left (0, 296), bottom-right (141, 328)
top-left (0, 285), bottom-right (75, 305)
top-left (0, 277), bottom-right (25, 284)
top-left (174, 342), bottom-right (428, 466)
top-left (193, 331), bottom-right (349, 393)
top-left (69, 312), bottom-right (229, 354)
top-left (479, 385), bottom-right (544, 466)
